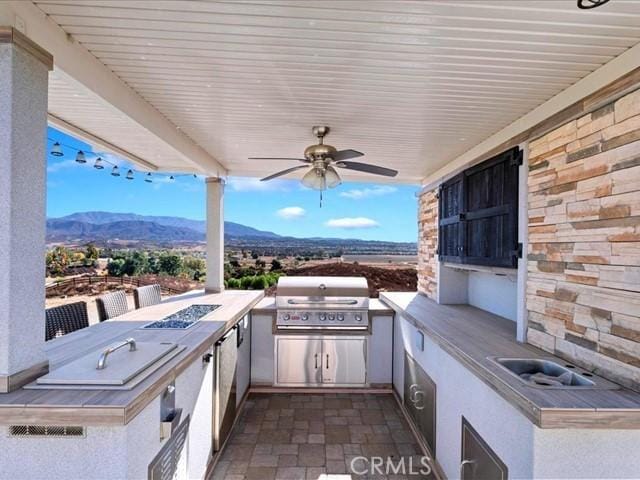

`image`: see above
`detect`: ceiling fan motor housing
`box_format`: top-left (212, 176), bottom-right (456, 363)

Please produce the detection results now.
top-left (304, 143), bottom-right (338, 162)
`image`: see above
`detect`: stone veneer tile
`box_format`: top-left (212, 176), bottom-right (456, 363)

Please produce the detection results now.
top-left (524, 88), bottom-right (640, 390)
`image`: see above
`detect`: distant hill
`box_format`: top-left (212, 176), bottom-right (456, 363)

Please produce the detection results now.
top-left (46, 211), bottom-right (416, 254)
top-left (47, 211), bottom-right (280, 244)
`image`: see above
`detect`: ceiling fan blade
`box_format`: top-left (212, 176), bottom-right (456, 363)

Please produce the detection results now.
top-left (335, 161), bottom-right (398, 177)
top-left (249, 157), bottom-right (310, 163)
top-left (260, 165), bottom-right (309, 182)
top-left (333, 149), bottom-right (364, 161)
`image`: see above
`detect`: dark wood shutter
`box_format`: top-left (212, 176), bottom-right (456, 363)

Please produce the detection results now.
top-left (438, 173), bottom-right (464, 263)
top-left (438, 147), bottom-right (521, 268)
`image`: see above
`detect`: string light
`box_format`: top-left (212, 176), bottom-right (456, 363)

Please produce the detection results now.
top-left (50, 142), bottom-right (63, 156)
top-left (46, 137), bottom-right (202, 185)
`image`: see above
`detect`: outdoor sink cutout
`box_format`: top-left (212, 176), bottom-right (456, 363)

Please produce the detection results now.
top-left (493, 358), bottom-right (595, 388)
top-left (142, 304), bottom-right (221, 329)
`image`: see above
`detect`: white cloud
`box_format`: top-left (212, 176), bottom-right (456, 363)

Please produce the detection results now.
top-left (227, 176), bottom-right (296, 192)
top-left (276, 206), bottom-right (306, 220)
top-left (339, 185), bottom-right (397, 200)
top-left (325, 217), bottom-right (380, 229)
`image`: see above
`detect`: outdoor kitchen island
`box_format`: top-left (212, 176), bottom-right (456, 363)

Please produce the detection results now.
top-left (0, 290), bottom-right (263, 480)
top-left (381, 292), bottom-right (640, 479)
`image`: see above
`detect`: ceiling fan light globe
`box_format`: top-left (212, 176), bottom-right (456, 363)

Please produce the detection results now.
top-left (325, 166), bottom-right (341, 188)
top-left (302, 169), bottom-right (325, 191)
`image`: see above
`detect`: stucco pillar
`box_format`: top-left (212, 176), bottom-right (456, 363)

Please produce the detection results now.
top-left (0, 28), bottom-right (52, 391)
top-left (205, 177), bottom-right (225, 293)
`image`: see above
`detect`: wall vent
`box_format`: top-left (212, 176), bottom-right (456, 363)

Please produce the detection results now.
top-left (8, 425), bottom-right (85, 437)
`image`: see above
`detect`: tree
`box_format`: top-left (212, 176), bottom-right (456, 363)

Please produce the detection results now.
top-left (107, 258), bottom-right (126, 276)
top-left (271, 258), bottom-right (283, 271)
top-left (85, 243), bottom-right (99, 262)
top-left (251, 252), bottom-right (259, 260)
top-left (46, 246), bottom-right (70, 275)
top-left (158, 253), bottom-right (183, 276)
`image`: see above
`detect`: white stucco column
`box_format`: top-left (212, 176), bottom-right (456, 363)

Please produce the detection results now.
top-left (205, 177), bottom-right (225, 293)
top-left (0, 29), bottom-right (52, 391)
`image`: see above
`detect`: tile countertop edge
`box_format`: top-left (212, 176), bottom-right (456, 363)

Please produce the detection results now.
top-left (0, 290), bottom-right (264, 426)
top-left (379, 292), bottom-right (640, 430)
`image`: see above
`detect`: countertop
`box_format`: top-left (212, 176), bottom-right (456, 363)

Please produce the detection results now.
top-left (0, 290), bottom-right (264, 426)
top-left (380, 292), bottom-right (640, 429)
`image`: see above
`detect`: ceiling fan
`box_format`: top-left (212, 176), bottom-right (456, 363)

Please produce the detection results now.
top-left (249, 126), bottom-right (398, 191)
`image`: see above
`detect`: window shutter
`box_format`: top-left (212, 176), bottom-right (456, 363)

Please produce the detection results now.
top-left (437, 147), bottom-right (520, 269)
top-left (438, 173), bottom-right (465, 263)
top-left (463, 147), bottom-right (520, 268)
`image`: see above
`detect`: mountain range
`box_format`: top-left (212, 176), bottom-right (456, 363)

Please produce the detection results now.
top-left (46, 211), bottom-right (280, 243)
top-left (46, 211), bottom-right (417, 254)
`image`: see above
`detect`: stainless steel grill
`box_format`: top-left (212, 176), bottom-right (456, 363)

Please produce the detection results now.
top-left (275, 276), bottom-right (369, 331)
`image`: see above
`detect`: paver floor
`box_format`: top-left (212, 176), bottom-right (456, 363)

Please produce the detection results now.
top-left (212, 392), bottom-right (434, 479)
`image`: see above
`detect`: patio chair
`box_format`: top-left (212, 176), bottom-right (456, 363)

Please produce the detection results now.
top-left (96, 290), bottom-right (129, 322)
top-left (45, 301), bottom-right (89, 341)
top-left (134, 284), bottom-right (162, 309)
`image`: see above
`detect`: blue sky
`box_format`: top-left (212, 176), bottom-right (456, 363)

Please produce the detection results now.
top-left (46, 127), bottom-right (419, 242)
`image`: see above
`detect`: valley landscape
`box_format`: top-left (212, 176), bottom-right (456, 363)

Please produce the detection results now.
top-left (45, 211), bottom-right (418, 301)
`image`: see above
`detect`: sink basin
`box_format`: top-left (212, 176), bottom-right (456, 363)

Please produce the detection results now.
top-left (492, 357), bottom-right (595, 388)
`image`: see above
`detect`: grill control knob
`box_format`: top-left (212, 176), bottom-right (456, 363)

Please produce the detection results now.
top-left (337, 313), bottom-right (344, 321)
top-left (328, 313), bottom-right (335, 321)
top-left (319, 313), bottom-right (326, 321)
top-left (301, 313), bottom-right (309, 321)
top-left (355, 314), bottom-right (362, 322)
top-left (283, 313), bottom-right (290, 321)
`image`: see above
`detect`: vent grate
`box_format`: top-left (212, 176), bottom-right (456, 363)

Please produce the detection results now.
top-left (9, 425), bottom-right (85, 437)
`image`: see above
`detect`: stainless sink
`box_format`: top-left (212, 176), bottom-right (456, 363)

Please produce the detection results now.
top-left (490, 357), bottom-right (616, 389)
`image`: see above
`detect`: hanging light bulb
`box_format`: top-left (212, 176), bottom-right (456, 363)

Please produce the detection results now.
top-left (111, 165), bottom-right (120, 177)
top-left (75, 150), bottom-right (87, 163)
top-left (145, 172), bottom-right (153, 183)
top-left (93, 157), bottom-right (104, 169)
top-left (324, 166), bottom-right (341, 188)
top-left (302, 168), bottom-right (326, 191)
top-left (126, 169), bottom-right (134, 180)
top-left (50, 142), bottom-right (63, 157)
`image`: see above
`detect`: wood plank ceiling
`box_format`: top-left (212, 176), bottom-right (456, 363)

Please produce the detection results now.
top-left (35, 0), bottom-right (640, 183)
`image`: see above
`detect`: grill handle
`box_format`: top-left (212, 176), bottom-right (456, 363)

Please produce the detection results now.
top-left (287, 299), bottom-right (358, 305)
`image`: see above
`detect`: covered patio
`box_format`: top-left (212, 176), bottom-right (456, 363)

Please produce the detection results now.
top-left (1, 1), bottom-right (640, 479)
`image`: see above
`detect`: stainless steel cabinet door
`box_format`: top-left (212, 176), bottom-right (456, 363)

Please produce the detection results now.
top-left (404, 352), bottom-right (437, 457)
top-left (214, 326), bottom-right (237, 452)
top-left (276, 336), bottom-right (322, 385)
top-left (322, 337), bottom-right (367, 385)
top-left (236, 315), bottom-right (251, 406)
top-left (461, 417), bottom-right (508, 480)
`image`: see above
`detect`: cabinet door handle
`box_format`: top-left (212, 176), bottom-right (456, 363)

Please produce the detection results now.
top-left (326, 354), bottom-right (329, 369)
top-left (460, 459), bottom-right (475, 478)
top-left (314, 353), bottom-right (318, 369)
